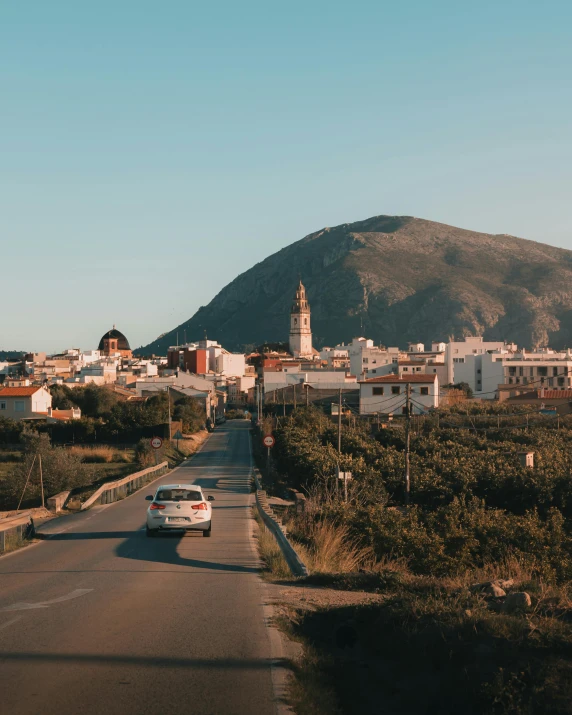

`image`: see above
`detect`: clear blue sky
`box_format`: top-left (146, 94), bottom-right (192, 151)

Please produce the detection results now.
top-left (2, 1), bottom-right (572, 352)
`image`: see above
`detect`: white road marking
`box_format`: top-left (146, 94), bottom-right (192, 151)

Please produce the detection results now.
top-left (0, 589), bottom-right (94, 612)
top-left (0, 615), bottom-right (23, 631)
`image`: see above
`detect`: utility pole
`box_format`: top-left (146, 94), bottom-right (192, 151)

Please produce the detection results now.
top-left (282, 388), bottom-right (286, 417)
top-left (404, 383), bottom-right (411, 506)
top-left (337, 388), bottom-right (342, 499)
top-left (306, 383), bottom-right (309, 407)
top-left (39, 453), bottom-right (45, 509)
top-left (167, 386), bottom-right (172, 440)
top-left (293, 384), bottom-right (297, 410)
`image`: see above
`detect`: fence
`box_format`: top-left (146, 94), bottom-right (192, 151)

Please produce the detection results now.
top-left (81, 461), bottom-right (169, 510)
top-left (0, 511), bottom-right (35, 554)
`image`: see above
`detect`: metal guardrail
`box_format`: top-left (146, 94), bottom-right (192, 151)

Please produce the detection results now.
top-left (81, 461), bottom-right (169, 510)
top-left (253, 468), bottom-right (308, 577)
top-left (0, 511), bottom-right (35, 553)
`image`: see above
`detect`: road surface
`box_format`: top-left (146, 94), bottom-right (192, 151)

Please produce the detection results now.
top-left (0, 421), bottom-right (278, 715)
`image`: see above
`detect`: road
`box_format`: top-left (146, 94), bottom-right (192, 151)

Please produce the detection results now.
top-left (0, 421), bottom-right (278, 715)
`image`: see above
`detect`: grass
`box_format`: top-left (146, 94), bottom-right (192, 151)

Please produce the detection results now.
top-left (69, 445), bottom-right (132, 463)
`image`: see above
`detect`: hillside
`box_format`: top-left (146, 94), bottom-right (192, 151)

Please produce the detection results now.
top-left (137, 215), bottom-right (572, 354)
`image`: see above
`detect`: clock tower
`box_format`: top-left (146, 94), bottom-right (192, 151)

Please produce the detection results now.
top-left (289, 281), bottom-right (313, 357)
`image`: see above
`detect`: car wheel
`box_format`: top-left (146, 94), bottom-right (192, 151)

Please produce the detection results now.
top-left (146, 526), bottom-right (157, 537)
top-left (203, 528), bottom-right (212, 537)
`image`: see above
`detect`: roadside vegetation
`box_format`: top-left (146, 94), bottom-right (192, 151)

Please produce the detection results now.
top-left (0, 385), bottom-right (207, 512)
top-left (256, 405), bottom-right (572, 714)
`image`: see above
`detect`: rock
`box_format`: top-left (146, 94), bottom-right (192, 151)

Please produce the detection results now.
top-left (470, 579), bottom-right (513, 594)
top-left (503, 592), bottom-right (532, 612)
top-left (484, 583), bottom-right (506, 598)
top-left (494, 579), bottom-right (514, 590)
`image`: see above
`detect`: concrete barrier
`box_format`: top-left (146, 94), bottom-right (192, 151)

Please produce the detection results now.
top-left (0, 511), bottom-right (35, 553)
top-left (252, 469), bottom-right (308, 578)
top-left (81, 461), bottom-right (169, 510)
top-left (47, 490), bottom-right (72, 513)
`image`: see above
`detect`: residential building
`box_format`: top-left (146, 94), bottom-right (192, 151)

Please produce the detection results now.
top-left (358, 374), bottom-right (439, 415)
top-left (445, 337), bottom-right (513, 386)
top-left (0, 385), bottom-right (52, 420)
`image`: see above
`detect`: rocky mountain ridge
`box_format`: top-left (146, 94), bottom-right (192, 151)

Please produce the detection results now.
top-left (137, 215), bottom-right (572, 355)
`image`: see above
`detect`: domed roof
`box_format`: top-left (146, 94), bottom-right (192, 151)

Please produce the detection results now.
top-left (98, 327), bottom-right (131, 351)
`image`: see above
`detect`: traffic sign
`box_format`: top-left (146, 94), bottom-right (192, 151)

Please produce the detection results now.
top-left (173, 430), bottom-right (184, 440)
top-left (262, 435), bottom-right (275, 448)
top-left (150, 437), bottom-right (163, 450)
top-left (338, 471), bottom-right (353, 480)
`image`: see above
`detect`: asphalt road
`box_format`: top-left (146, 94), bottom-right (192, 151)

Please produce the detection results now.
top-left (0, 421), bottom-right (277, 715)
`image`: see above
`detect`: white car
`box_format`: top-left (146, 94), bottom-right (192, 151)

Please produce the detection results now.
top-left (145, 484), bottom-right (214, 537)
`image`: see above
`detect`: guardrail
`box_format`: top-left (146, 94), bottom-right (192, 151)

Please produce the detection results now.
top-left (0, 511), bottom-right (35, 554)
top-left (252, 468), bottom-right (308, 577)
top-left (81, 461), bottom-right (169, 510)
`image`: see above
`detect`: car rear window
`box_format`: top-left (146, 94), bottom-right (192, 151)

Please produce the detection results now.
top-left (155, 489), bottom-right (203, 502)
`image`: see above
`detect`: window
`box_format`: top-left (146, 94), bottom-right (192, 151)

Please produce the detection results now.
top-left (304, 319), bottom-right (307, 325)
top-left (402, 406), bottom-right (408, 414)
top-left (553, 367), bottom-right (558, 377)
top-left (519, 367), bottom-right (523, 376)
top-left (402, 367), bottom-right (408, 372)
top-left (363, 358), bottom-right (369, 364)
top-left (15, 401), bottom-right (25, 412)
top-left (558, 377), bottom-right (565, 386)
top-left (530, 367), bottom-right (533, 377)
top-left (391, 386), bottom-right (400, 395)
top-left (548, 378), bottom-right (554, 387)
top-left (538, 367), bottom-right (547, 377)
top-left (372, 387), bottom-right (384, 396)
top-left (477, 369), bottom-right (482, 374)
top-left (508, 367), bottom-right (516, 376)
top-left (420, 387), bottom-right (429, 395)
top-left (0, 402), bottom-right (5, 410)
top-left (155, 489), bottom-right (202, 502)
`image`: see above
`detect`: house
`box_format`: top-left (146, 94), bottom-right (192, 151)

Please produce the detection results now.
top-left (0, 385), bottom-right (52, 420)
top-left (46, 407), bottom-right (82, 423)
top-left (502, 388), bottom-right (572, 415)
top-left (359, 374), bottom-right (439, 415)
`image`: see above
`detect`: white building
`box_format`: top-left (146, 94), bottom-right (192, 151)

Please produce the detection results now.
top-left (289, 281), bottom-right (313, 358)
top-left (445, 337), bottom-right (514, 386)
top-left (215, 351), bottom-right (246, 378)
top-left (359, 374), bottom-right (439, 415)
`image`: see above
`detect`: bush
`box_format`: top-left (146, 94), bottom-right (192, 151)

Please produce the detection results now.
top-left (0, 432), bottom-right (93, 509)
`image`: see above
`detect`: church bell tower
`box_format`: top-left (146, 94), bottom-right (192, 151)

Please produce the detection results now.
top-left (289, 281), bottom-right (313, 358)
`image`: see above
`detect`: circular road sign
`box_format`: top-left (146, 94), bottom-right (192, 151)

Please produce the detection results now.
top-left (262, 435), bottom-right (275, 448)
top-left (150, 437), bottom-right (163, 450)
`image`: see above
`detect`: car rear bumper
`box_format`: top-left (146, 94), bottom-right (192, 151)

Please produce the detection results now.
top-left (149, 519), bottom-right (211, 532)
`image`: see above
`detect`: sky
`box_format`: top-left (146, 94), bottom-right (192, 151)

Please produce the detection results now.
top-left (2, 1), bottom-right (572, 353)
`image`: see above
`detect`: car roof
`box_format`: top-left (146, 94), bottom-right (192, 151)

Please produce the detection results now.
top-left (155, 484), bottom-right (203, 491)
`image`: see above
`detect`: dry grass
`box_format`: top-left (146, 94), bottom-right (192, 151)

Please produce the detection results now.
top-left (69, 446), bottom-right (132, 464)
top-left (292, 521), bottom-right (373, 574)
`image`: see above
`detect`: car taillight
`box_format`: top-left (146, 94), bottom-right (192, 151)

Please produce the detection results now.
top-left (150, 503), bottom-right (166, 510)
top-left (193, 502), bottom-right (208, 510)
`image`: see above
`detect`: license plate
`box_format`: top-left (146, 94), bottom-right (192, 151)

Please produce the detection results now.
top-left (168, 517), bottom-right (187, 523)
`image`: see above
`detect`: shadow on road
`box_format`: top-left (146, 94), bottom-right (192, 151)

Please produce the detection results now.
top-left (0, 652), bottom-right (279, 669)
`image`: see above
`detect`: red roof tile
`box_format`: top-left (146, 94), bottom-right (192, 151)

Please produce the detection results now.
top-left (0, 386), bottom-right (43, 396)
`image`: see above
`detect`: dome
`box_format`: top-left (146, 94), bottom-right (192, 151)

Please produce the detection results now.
top-left (98, 327), bottom-right (131, 352)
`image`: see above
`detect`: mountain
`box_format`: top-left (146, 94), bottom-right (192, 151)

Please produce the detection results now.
top-left (137, 215), bottom-right (572, 355)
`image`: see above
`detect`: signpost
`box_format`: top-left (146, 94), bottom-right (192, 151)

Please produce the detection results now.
top-left (263, 434), bottom-right (275, 470)
top-left (337, 470), bottom-right (353, 503)
top-left (173, 430), bottom-right (184, 450)
top-left (151, 436), bottom-right (163, 464)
